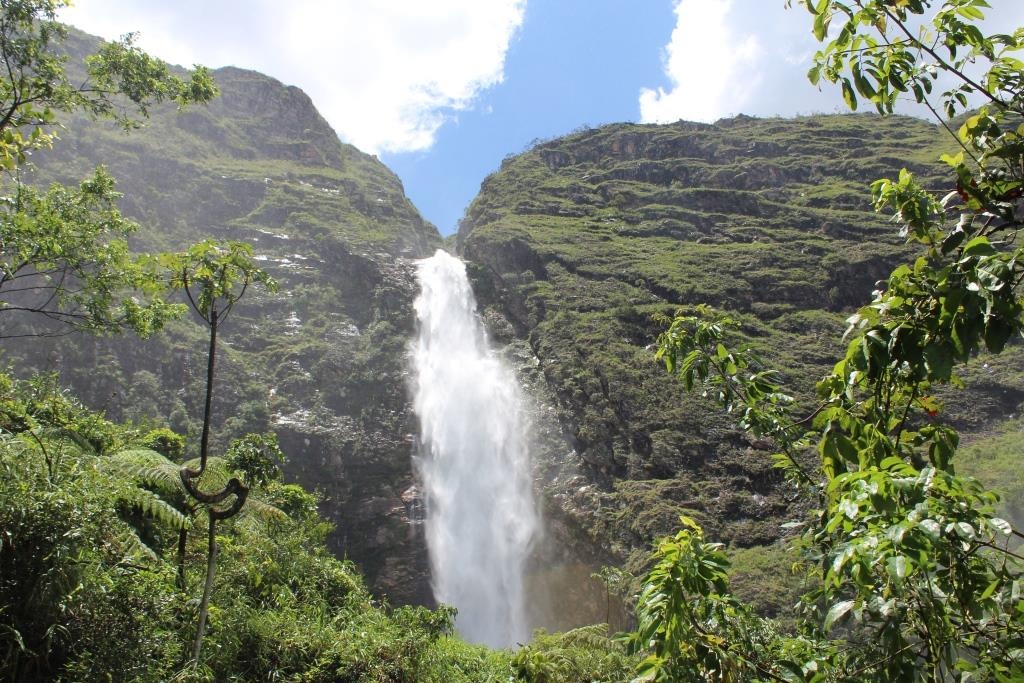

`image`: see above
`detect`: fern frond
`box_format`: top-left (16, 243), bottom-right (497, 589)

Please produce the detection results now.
top-left (237, 497), bottom-right (288, 524)
top-left (114, 525), bottom-right (160, 562)
top-left (120, 486), bottom-right (191, 530)
top-left (104, 449), bottom-right (183, 494)
top-left (33, 426), bottom-right (95, 454)
top-left (559, 623), bottom-right (619, 650)
top-left (182, 456), bottom-right (233, 492)
top-left (109, 448), bottom-right (175, 466)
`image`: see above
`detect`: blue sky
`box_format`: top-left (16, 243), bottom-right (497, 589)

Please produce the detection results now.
top-left (61, 1), bottom-right (1024, 235)
top-left (382, 1), bottom-right (680, 235)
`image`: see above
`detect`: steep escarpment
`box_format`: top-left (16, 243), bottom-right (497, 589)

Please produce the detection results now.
top-left (7, 33), bottom-right (440, 604)
top-left (457, 114), bottom-right (1024, 581)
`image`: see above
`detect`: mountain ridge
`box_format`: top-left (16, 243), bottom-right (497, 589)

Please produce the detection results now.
top-left (456, 112), bottom-right (1024, 608)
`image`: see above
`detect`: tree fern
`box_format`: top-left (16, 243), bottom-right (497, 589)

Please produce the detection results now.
top-left (235, 497), bottom-right (287, 525)
top-left (556, 624), bottom-right (619, 652)
top-left (117, 485), bottom-right (191, 531)
top-left (105, 449), bottom-right (286, 527)
top-left (100, 448), bottom-right (192, 563)
top-left (181, 455), bottom-right (234, 494)
top-left (102, 448), bottom-right (182, 495)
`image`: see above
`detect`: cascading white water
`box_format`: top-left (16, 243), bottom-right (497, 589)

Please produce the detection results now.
top-left (411, 249), bottom-right (538, 648)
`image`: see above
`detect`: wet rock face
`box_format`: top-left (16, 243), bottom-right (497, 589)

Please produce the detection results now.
top-left (276, 409), bottom-right (432, 605)
top-left (260, 252), bottom-right (433, 605)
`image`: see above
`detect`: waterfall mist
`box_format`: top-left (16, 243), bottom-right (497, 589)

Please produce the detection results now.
top-left (411, 249), bottom-right (539, 648)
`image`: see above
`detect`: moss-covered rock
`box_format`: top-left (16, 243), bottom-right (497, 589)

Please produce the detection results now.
top-left (458, 114), bottom-right (1024, 610)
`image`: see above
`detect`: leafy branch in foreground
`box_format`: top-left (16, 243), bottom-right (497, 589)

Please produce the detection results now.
top-left (638, 1), bottom-right (1024, 681)
top-left (0, 166), bottom-right (182, 338)
top-left (0, 0), bottom-right (216, 168)
top-left (0, 0), bottom-right (217, 338)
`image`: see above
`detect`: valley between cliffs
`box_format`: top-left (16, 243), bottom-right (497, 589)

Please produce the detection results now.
top-left (10, 32), bottom-right (1024, 628)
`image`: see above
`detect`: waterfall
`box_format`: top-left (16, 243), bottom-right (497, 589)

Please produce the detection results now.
top-left (411, 249), bottom-right (538, 648)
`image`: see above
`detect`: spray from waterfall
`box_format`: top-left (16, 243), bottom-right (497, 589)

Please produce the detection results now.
top-left (411, 249), bottom-right (538, 648)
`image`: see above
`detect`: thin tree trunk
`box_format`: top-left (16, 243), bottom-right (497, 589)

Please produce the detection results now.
top-left (191, 516), bottom-right (218, 662)
top-left (176, 527), bottom-right (188, 591)
top-left (198, 309), bottom-right (217, 470)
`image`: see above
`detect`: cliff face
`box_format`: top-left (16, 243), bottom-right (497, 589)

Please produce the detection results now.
top-left (457, 114), bottom-right (1024, 585)
top-left (10, 40), bottom-right (441, 604)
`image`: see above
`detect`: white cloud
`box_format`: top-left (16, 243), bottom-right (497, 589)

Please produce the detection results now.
top-left (60, 0), bottom-right (526, 154)
top-left (639, 0), bottom-right (760, 124)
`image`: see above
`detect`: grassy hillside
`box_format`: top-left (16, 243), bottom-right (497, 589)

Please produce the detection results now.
top-left (458, 113), bottom-right (1024, 589)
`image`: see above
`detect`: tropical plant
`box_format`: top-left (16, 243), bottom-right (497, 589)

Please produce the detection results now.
top-left (0, 378), bottom-right (184, 681)
top-left (163, 238), bottom-right (278, 662)
top-left (511, 624), bottom-right (633, 683)
top-left (639, 1), bottom-right (1024, 680)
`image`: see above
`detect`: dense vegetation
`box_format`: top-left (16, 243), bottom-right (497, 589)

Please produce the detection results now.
top-left (0, 371), bottom-right (506, 681)
top-left (630, 0), bottom-right (1024, 679)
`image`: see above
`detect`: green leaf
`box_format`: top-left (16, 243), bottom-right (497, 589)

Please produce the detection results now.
top-left (990, 517), bottom-right (1011, 536)
top-left (841, 78), bottom-right (857, 109)
top-left (962, 236), bottom-right (996, 256)
top-left (852, 66), bottom-right (877, 99)
top-left (824, 599), bottom-right (854, 630)
top-left (886, 555), bottom-right (910, 581)
top-left (980, 579), bottom-right (1000, 601)
top-left (813, 11), bottom-right (830, 41)
top-left (940, 151), bottom-right (965, 167)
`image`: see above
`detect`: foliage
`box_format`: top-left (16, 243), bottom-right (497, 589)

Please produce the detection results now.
top-left (138, 426), bottom-right (186, 458)
top-left (0, 383), bottom-right (186, 681)
top-left (0, 167), bottom-right (183, 337)
top-left (165, 239), bottom-right (278, 329)
top-left (0, 0), bottom-right (215, 166)
top-left (0, 0), bottom-right (216, 338)
top-left (643, 1), bottom-right (1024, 680)
top-left (0, 371), bottom-right (504, 681)
top-left (627, 517), bottom-right (794, 682)
top-left (225, 431), bottom-right (285, 489)
top-left (511, 624), bottom-right (634, 683)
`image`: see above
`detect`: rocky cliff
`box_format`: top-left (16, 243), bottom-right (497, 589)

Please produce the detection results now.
top-left (9, 33), bottom-right (440, 604)
top-left (457, 114), bottom-right (1024, 603)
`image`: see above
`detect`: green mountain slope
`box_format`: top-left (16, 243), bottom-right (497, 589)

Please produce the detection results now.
top-left (457, 114), bottom-right (1024, 594)
top-left (6, 31), bottom-right (441, 604)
